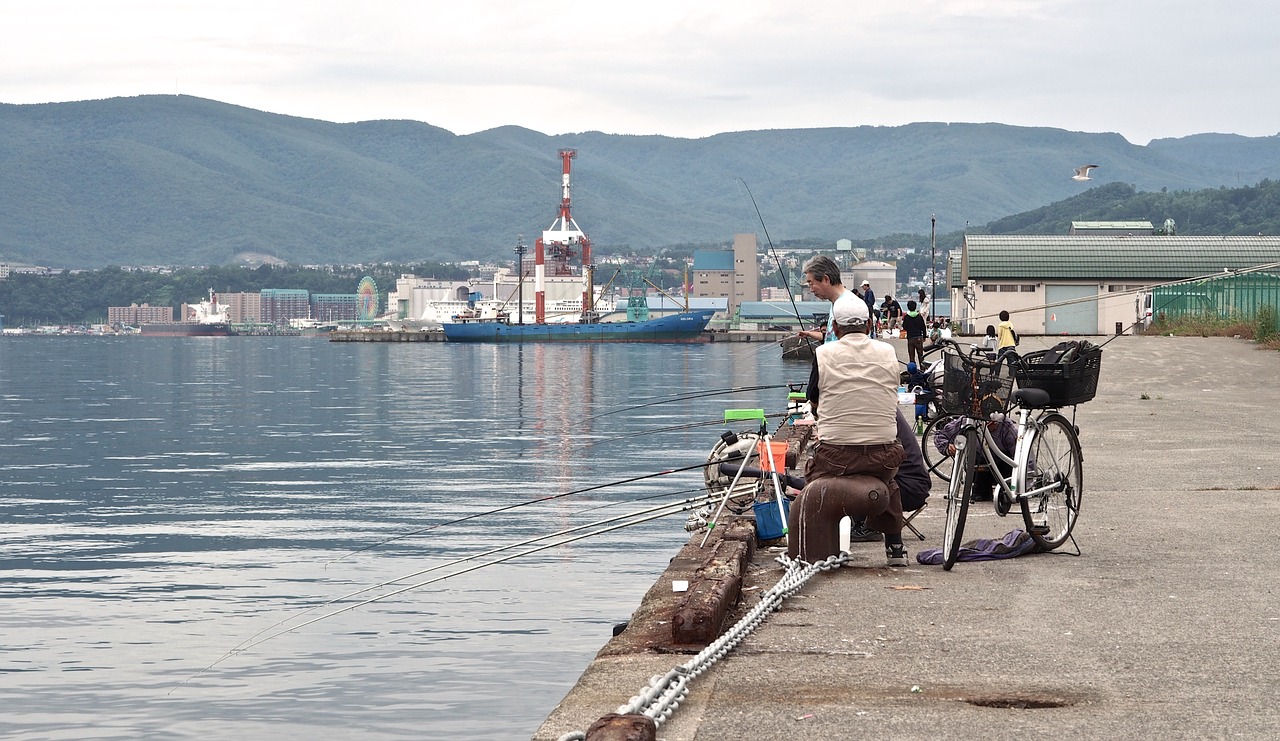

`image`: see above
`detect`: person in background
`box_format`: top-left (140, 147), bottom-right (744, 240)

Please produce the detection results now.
top-left (929, 320), bottom-right (944, 344)
top-left (902, 299), bottom-right (927, 365)
top-left (884, 295), bottom-right (903, 332)
top-left (804, 292), bottom-right (908, 566)
top-left (797, 255), bottom-right (848, 344)
top-left (980, 324), bottom-right (998, 355)
top-left (997, 310), bottom-right (1019, 354)
top-left (918, 288), bottom-right (930, 321)
top-left (860, 280), bottom-right (877, 337)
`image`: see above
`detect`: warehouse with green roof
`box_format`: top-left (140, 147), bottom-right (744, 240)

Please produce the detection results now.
top-left (951, 234), bottom-right (1280, 335)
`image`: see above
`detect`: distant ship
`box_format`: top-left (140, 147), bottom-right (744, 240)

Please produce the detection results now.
top-left (141, 289), bottom-right (235, 337)
top-left (443, 308), bottom-right (716, 343)
top-left (442, 149), bottom-right (716, 343)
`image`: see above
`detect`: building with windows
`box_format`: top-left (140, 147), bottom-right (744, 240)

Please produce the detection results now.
top-left (692, 233), bottom-right (759, 319)
top-left (312, 293), bottom-right (360, 322)
top-left (951, 235), bottom-right (1280, 335)
top-left (107, 303), bottom-right (173, 327)
top-left (260, 288), bottom-right (311, 325)
top-left (219, 292), bottom-right (262, 324)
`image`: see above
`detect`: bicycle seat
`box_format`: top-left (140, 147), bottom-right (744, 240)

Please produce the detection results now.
top-left (1012, 387), bottom-right (1053, 408)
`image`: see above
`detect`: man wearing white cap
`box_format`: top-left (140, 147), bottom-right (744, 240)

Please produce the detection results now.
top-left (800, 292), bottom-right (908, 565)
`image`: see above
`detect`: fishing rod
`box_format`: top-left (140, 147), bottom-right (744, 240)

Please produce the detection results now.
top-left (326, 458), bottom-right (716, 565)
top-left (178, 483), bottom-right (719, 694)
top-left (587, 384), bottom-right (790, 420)
top-left (577, 412), bottom-right (790, 449)
top-left (177, 500), bottom-right (711, 690)
top-left (738, 178), bottom-right (816, 351)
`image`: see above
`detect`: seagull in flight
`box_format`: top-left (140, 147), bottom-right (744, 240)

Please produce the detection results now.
top-left (1072, 164), bottom-right (1100, 181)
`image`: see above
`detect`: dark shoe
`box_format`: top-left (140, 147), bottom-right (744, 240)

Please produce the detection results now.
top-left (971, 485), bottom-right (995, 503)
top-left (849, 521), bottom-right (883, 542)
top-left (886, 543), bottom-right (909, 567)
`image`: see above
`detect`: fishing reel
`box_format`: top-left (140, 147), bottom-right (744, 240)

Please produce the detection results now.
top-left (702, 429), bottom-right (765, 512)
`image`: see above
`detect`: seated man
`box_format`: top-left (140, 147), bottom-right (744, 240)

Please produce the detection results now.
top-left (788, 292), bottom-right (907, 566)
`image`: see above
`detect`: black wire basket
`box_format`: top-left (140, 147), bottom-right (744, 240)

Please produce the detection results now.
top-left (941, 351), bottom-right (1015, 417)
top-left (1015, 343), bottom-right (1103, 406)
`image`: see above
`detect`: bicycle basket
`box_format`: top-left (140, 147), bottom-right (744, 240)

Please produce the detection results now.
top-left (1015, 342), bottom-right (1103, 406)
top-left (940, 351), bottom-right (1015, 417)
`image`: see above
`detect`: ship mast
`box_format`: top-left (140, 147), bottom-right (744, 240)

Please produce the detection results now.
top-left (533, 149), bottom-right (592, 324)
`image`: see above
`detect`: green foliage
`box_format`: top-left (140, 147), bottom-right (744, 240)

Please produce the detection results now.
top-left (982, 179), bottom-right (1280, 237)
top-left (1257, 304), bottom-right (1278, 343)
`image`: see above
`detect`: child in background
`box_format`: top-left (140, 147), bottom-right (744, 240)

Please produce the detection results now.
top-left (980, 324), bottom-right (998, 357)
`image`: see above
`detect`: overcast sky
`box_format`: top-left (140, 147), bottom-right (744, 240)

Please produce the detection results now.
top-left (3, 1), bottom-right (1276, 144)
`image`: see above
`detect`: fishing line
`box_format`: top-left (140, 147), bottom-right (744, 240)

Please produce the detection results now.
top-left (576, 412), bottom-right (789, 449)
top-left (175, 500), bottom-right (707, 691)
top-left (183, 486), bottom-right (717, 693)
top-left (325, 459), bottom-right (715, 565)
top-left (587, 384), bottom-right (789, 419)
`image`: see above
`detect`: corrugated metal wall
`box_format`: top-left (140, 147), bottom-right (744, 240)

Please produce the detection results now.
top-left (1151, 272), bottom-right (1280, 328)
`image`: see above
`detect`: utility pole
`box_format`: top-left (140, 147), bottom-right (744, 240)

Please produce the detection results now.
top-left (930, 214), bottom-right (936, 310)
top-left (514, 235), bottom-right (526, 325)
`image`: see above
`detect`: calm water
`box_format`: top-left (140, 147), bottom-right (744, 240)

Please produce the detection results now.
top-left (0, 337), bottom-right (795, 740)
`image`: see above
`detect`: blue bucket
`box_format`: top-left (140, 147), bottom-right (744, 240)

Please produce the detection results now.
top-left (753, 496), bottom-right (791, 541)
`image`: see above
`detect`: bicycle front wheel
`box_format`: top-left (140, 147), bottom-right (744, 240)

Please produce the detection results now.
top-left (922, 413), bottom-right (962, 481)
top-left (942, 427), bottom-right (977, 570)
top-left (1019, 413), bottom-right (1083, 550)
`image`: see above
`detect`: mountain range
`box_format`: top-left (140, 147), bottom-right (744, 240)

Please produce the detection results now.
top-left (3, 94), bottom-right (1280, 269)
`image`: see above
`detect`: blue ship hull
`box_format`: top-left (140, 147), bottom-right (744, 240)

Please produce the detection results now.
top-left (442, 310), bottom-right (715, 343)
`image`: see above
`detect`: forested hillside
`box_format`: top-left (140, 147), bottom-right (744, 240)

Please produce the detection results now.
top-left (5, 95), bottom-right (1280, 269)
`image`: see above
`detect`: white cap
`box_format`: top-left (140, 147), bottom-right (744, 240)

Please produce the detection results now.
top-left (832, 293), bottom-right (869, 326)
top-left (861, 280), bottom-right (870, 287)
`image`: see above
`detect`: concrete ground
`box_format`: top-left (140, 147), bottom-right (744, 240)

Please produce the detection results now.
top-left (535, 335), bottom-right (1280, 740)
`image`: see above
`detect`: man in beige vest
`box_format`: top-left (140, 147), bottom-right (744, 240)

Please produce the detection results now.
top-left (798, 291), bottom-right (908, 565)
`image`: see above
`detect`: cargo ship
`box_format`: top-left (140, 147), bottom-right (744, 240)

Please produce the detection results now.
top-left (443, 308), bottom-right (716, 342)
top-left (441, 149), bottom-right (716, 344)
top-left (141, 289), bottom-right (235, 337)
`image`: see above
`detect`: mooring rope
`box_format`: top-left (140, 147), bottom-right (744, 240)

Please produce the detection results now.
top-left (555, 550), bottom-right (849, 741)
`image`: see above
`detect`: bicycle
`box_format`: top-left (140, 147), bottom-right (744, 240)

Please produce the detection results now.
top-left (919, 340), bottom-right (1001, 479)
top-left (932, 339), bottom-right (1101, 570)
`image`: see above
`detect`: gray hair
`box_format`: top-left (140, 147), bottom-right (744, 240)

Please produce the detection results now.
top-left (802, 255), bottom-right (842, 286)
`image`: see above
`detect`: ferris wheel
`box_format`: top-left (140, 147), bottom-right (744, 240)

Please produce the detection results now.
top-left (357, 277), bottom-right (378, 321)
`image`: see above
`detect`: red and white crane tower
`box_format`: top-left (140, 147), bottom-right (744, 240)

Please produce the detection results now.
top-left (534, 149), bottom-right (593, 324)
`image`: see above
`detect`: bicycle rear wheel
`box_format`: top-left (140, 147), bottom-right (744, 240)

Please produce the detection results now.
top-left (1019, 413), bottom-right (1083, 549)
top-left (922, 413), bottom-right (962, 481)
top-left (942, 427), bottom-right (977, 570)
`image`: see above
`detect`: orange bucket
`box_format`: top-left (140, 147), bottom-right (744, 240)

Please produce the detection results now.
top-left (757, 440), bottom-right (788, 473)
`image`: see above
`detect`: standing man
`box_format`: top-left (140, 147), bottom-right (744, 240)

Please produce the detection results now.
top-left (902, 299), bottom-right (927, 365)
top-left (802, 293), bottom-right (908, 565)
top-left (798, 255), bottom-right (848, 344)
top-left (860, 280), bottom-right (877, 337)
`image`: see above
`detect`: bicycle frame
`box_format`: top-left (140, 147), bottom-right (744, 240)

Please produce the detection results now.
top-left (947, 404), bottom-right (1057, 507)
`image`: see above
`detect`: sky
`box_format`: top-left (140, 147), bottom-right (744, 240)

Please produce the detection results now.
top-left (3, 0), bottom-right (1278, 145)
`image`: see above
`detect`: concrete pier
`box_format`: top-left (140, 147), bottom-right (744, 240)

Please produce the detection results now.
top-left (534, 335), bottom-right (1280, 740)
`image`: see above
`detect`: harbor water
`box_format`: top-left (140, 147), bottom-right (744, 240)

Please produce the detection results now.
top-left (0, 337), bottom-right (796, 740)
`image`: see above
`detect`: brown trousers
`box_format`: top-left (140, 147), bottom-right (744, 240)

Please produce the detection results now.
top-left (786, 441), bottom-right (905, 562)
